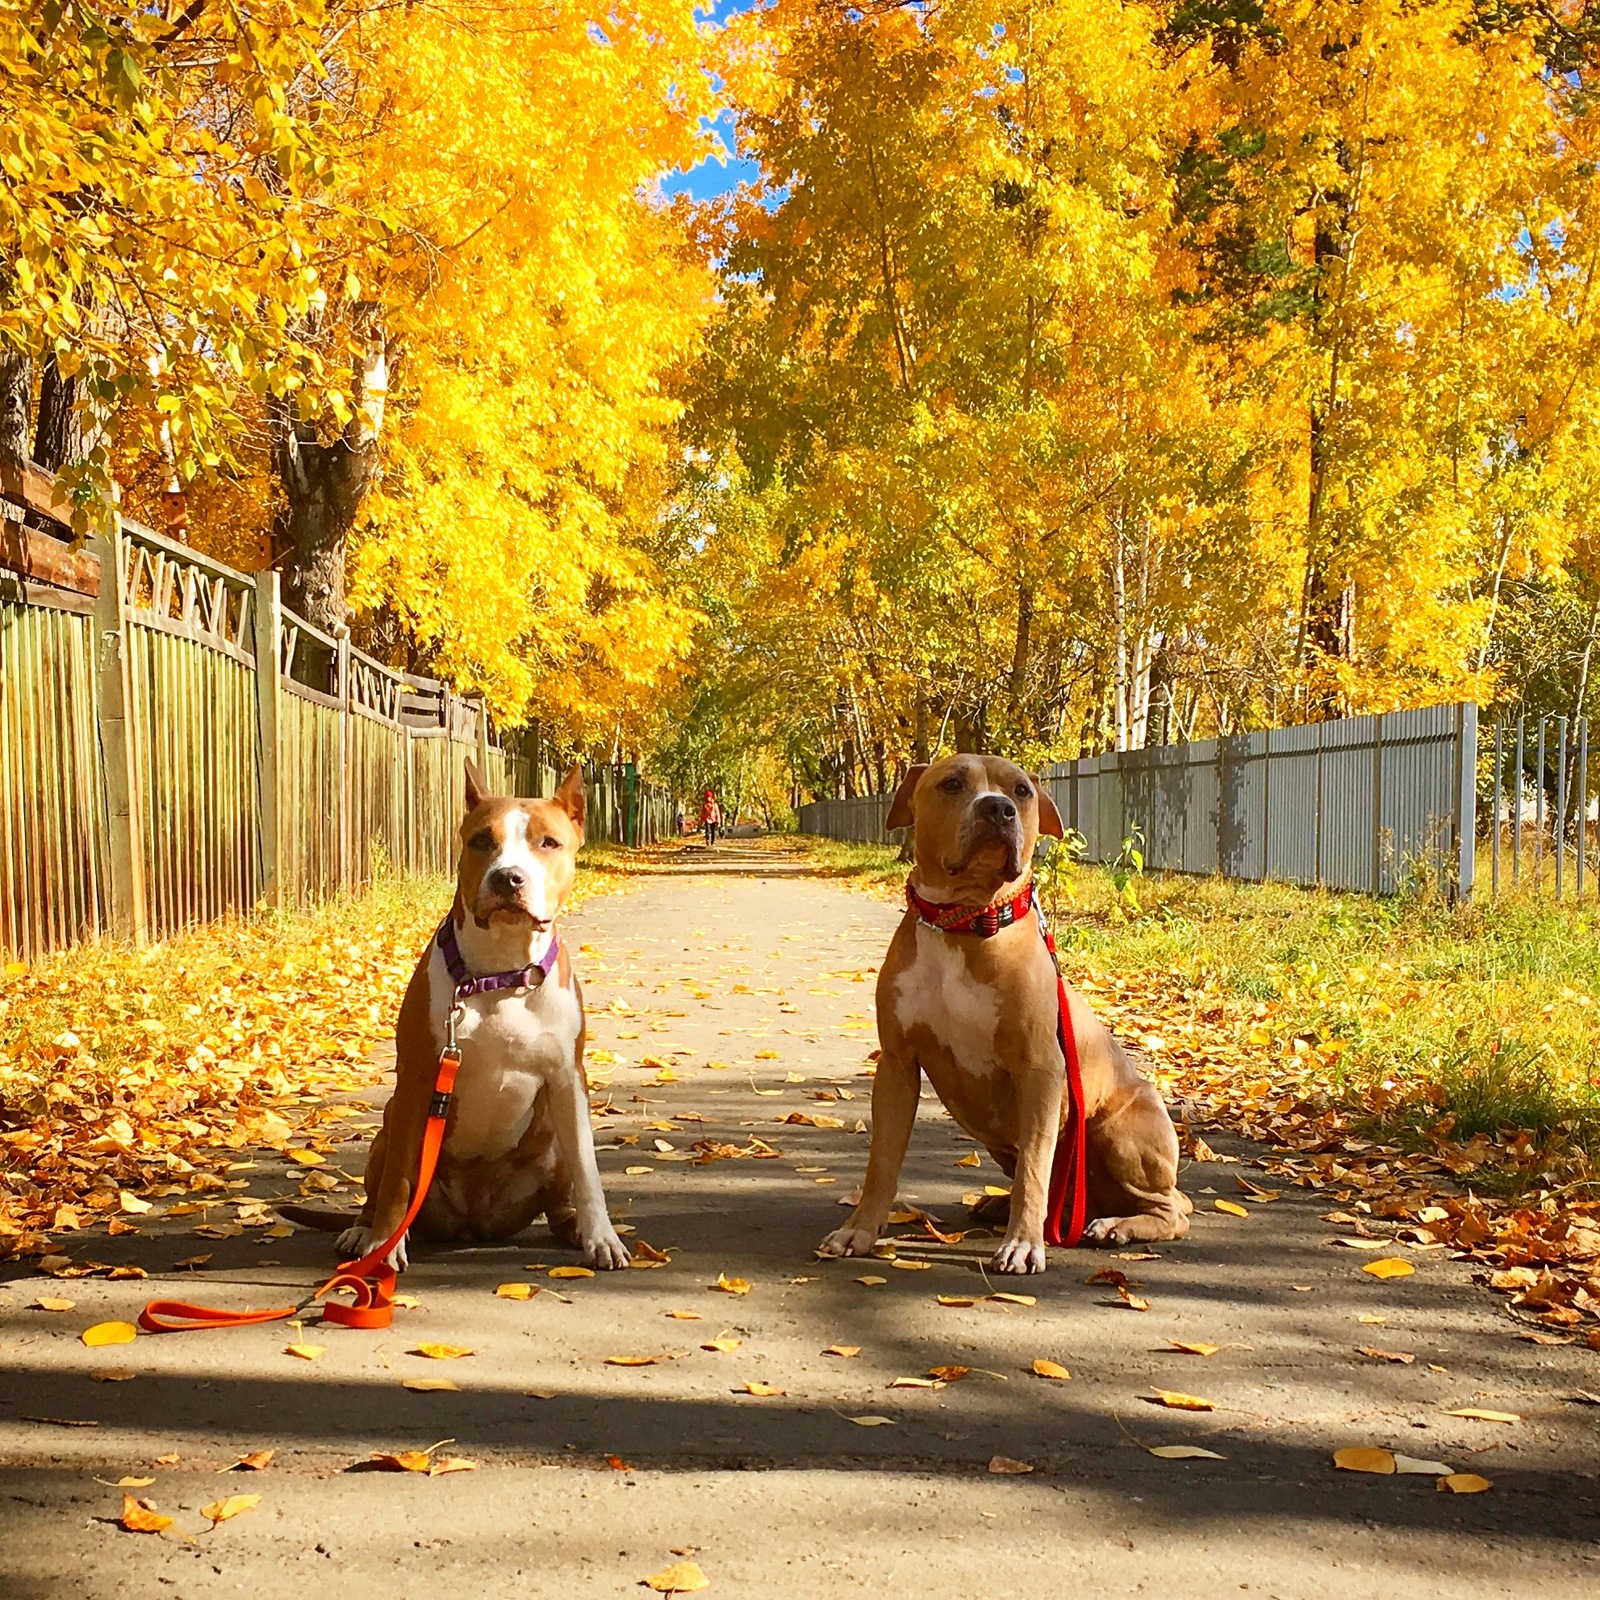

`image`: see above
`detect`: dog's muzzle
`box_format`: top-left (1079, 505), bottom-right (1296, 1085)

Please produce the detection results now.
top-left (969, 793), bottom-right (1024, 881)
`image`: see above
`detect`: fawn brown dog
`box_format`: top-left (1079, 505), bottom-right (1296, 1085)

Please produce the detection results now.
top-left (818, 754), bottom-right (1191, 1272)
top-left (285, 763), bottom-right (629, 1271)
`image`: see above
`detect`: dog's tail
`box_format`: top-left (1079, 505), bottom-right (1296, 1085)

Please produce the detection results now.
top-left (276, 1204), bottom-right (359, 1232)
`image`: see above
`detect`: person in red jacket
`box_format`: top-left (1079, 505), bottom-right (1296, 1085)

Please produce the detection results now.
top-left (701, 789), bottom-right (722, 847)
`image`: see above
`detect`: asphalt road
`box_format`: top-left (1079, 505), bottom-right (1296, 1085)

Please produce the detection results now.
top-left (2, 843), bottom-right (1597, 1599)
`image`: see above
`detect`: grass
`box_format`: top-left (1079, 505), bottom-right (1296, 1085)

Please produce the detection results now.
top-left (792, 833), bottom-right (1600, 1171)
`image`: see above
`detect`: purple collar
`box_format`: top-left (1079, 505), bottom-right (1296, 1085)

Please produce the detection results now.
top-left (437, 916), bottom-right (559, 998)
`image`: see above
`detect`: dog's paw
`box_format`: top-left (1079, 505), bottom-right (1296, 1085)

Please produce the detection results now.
top-left (990, 1235), bottom-right (1048, 1274)
top-left (817, 1225), bottom-right (880, 1258)
top-left (1080, 1216), bottom-right (1134, 1248)
top-left (579, 1226), bottom-right (631, 1271)
top-left (336, 1225), bottom-right (408, 1272)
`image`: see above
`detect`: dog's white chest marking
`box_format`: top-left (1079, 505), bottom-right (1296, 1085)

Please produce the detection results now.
top-left (425, 945), bottom-right (583, 1162)
top-left (892, 924), bottom-right (1000, 1075)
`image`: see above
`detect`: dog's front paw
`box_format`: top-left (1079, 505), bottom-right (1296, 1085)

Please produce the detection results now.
top-left (1081, 1216), bottom-right (1133, 1248)
top-left (817, 1225), bottom-right (880, 1258)
top-left (579, 1225), bottom-right (631, 1271)
top-left (336, 1225), bottom-right (409, 1272)
top-left (990, 1235), bottom-right (1048, 1274)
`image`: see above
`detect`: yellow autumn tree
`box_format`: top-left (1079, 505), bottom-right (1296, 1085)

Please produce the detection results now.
top-left (326, 0), bottom-right (717, 736)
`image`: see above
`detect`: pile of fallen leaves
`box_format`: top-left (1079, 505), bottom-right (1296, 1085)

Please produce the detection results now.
top-left (1077, 961), bottom-right (1600, 1347)
top-left (0, 864), bottom-right (630, 1260)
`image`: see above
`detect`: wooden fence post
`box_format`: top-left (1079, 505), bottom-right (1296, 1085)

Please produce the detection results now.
top-left (475, 692), bottom-right (490, 783)
top-left (88, 527), bottom-right (147, 943)
top-left (253, 571), bottom-right (282, 910)
top-left (336, 634), bottom-right (351, 892)
top-left (1454, 701), bottom-right (1478, 903)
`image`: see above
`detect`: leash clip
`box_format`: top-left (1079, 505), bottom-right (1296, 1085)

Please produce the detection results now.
top-left (445, 999), bottom-right (465, 1052)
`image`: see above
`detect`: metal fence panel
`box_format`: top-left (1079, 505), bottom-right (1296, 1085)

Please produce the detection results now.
top-left (798, 703), bottom-right (1475, 899)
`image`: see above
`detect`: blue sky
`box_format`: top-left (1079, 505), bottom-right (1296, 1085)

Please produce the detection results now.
top-left (660, 1), bottom-right (761, 202)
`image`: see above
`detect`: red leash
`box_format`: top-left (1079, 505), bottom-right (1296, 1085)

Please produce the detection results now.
top-left (905, 878), bottom-right (1088, 1246)
top-left (1041, 923), bottom-right (1088, 1247)
top-left (138, 1043), bottom-right (461, 1335)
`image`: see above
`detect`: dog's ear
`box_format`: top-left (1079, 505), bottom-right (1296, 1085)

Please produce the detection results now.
top-left (553, 763), bottom-right (587, 831)
top-left (885, 764), bottom-right (929, 834)
top-left (464, 760), bottom-right (488, 814)
top-left (1034, 776), bottom-right (1064, 839)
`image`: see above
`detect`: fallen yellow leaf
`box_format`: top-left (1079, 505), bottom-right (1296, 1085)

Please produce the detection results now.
top-left (848, 1415), bottom-right (894, 1426)
top-left (702, 1335), bottom-right (742, 1353)
top-left (625, 1166), bottom-right (653, 1176)
top-left (1213, 1199), bottom-right (1249, 1218)
top-left (1438, 1473), bottom-right (1493, 1493)
top-left (287, 1149), bottom-right (325, 1166)
top-left (495, 1283), bottom-right (535, 1300)
top-left (1333, 1447), bottom-right (1396, 1474)
top-left (955, 1152), bottom-right (981, 1168)
top-left (222, 1450), bottom-right (274, 1472)
top-left (936, 1295), bottom-right (977, 1307)
top-left (987, 1455), bottom-right (1034, 1475)
top-left (1442, 1408), bottom-right (1520, 1424)
top-left (1362, 1258), bottom-right (1415, 1280)
top-left (714, 1273), bottom-right (751, 1295)
top-left (927, 1365), bottom-right (971, 1382)
top-left (200, 1493), bottom-right (260, 1526)
top-left (824, 1344), bottom-right (860, 1358)
top-left (738, 1380), bottom-right (785, 1396)
top-left (284, 1342), bottom-right (325, 1360)
top-left (403, 1378), bottom-right (460, 1393)
top-left (33, 1296), bottom-right (75, 1312)
top-left (1169, 1341), bottom-right (1220, 1357)
top-left (889, 1376), bottom-right (941, 1389)
top-left (1031, 1359), bottom-right (1071, 1381)
top-left (548, 1266), bottom-right (594, 1280)
top-left (90, 1368), bottom-right (137, 1383)
top-left (644, 1558), bottom-right (710, 1593)
top-left (1148, 1445), bottom-right (1225, 1460)
top-left (606, 1355), bottom-right (661, 1367)
top-left (120, 1494), bottom-right (173, 1533)
top-left (666, 1310), bottom-right (703, 1321)
top-left (81, 1322), bottom-right (138, 1348)
top-left (1148, 1389), bottom-right (1215, 1411)
top-left (987, 1292), bottom-right (1036, 1307)
top-left (855, 1275), bottom-right (887, 1286)
top-left (411, 1344), bottom-right (474, 1360)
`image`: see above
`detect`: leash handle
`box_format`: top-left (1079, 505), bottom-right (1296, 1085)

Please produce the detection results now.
top-left (139, 1045), bottom-right (461, 1335)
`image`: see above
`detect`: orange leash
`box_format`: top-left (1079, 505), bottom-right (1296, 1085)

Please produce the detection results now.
top-left (138, 1045), bottom-right (461, 1335)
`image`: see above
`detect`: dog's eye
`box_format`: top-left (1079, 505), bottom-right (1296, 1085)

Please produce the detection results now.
top-left (540, 835), bottom-right (561, 850)
top-left (1014, 782), bottom-right (1032, 800)
top-left (468, 830), bottom-right (494, 852)
top-left (938, 775), bottom-right (964, 794)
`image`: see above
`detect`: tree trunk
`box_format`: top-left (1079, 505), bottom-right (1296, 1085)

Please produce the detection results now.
top-left (0, 354), bottom-right (30, 468)
top-left (32, 355), bottom-right (80, 472)
top-left (271, 305), bottom-right (388, 632)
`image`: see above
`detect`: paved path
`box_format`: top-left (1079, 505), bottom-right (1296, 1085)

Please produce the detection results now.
top-left (2, 846), bottom-right (1598, 1598)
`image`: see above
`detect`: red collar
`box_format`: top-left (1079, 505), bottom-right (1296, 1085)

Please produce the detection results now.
top-left (905, 878), bottom-right (1035, 937)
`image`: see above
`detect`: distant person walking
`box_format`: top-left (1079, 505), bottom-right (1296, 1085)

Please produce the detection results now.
top-left (701, 789), bottom-right (722, 847)
top-left (674, 802), bottom-right (686, 837)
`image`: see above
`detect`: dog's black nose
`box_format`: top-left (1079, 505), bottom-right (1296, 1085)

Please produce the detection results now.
top-left (976, 794), bottom-right (1018, 825)
top-left (487, 865), bottom-right (527, 895)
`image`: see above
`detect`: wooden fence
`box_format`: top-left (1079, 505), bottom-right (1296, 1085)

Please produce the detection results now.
top-left (0, 461), bottom-right (668, 961)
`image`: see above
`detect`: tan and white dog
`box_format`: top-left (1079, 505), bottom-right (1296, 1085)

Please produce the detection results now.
top-left (286, 762), bottom-right (629, 1271)
top-left (819, 753), bottom-right (1191, 1274)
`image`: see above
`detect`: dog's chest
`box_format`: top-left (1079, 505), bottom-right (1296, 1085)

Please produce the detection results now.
top-left (426, 948), bottom-right (582, 1162)
top-left (890, 927), bottom-right (1001, 1075)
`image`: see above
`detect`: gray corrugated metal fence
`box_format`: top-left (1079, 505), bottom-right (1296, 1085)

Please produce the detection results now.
top-left (797, 703), bottom-right (1477, 899)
